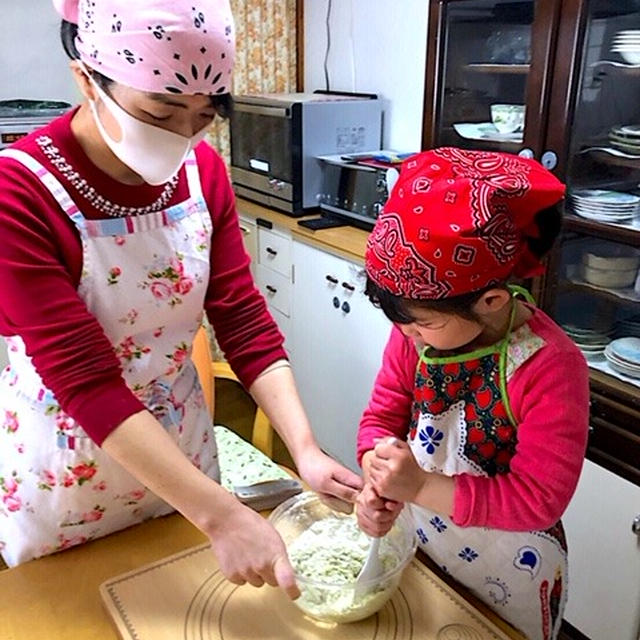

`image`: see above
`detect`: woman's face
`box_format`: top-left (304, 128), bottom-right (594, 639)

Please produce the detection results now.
top-left (102, 82), bottom-right (218, 138)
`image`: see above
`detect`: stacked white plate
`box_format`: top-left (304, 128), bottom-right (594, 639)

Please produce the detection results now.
top-left (605, 337), bottom-right (640, 378)
top-left (571, 189), bottom-right (640, 222)
top-left (562, 324), bottom-right (611, 358)
top-left (611, 30), bottom-right (640, 65)
top-left (608, 125), bottom-right (640, 155)
top-left (616, 316), bottom-right (640, 338)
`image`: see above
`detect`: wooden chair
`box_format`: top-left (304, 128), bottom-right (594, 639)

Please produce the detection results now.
top-left (191, 326), bottom-right (274, 459)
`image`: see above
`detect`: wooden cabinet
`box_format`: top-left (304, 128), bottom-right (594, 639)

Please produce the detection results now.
top-left (423, 2), bottom-right (640, 486)
top-left (422, 2), bottom-right (640, 636)
top-left (290, 240), bottom-right (391, 471)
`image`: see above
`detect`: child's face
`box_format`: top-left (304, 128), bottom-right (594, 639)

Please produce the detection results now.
top-left (397, 306), bottom-right (484, 352)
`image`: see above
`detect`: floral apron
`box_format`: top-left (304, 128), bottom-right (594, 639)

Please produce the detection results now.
top-left (0, 149), bottom-right (219, 567)
top-left (408, 291), bottom-right (567, 640)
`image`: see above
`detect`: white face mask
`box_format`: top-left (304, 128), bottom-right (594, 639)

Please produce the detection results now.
top-left (85, 72), bottom-right (210, 185)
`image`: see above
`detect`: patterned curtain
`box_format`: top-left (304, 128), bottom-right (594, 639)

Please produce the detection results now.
top-left (206, 0), bottom-right (299, 163)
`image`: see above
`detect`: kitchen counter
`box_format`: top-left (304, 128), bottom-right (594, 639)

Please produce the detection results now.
top-left (0, 508), bottom-right (526, 640)
top-left (235, 197), bottom-right (371, 263)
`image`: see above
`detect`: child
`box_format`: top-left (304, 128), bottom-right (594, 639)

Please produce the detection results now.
top-left (357, 147), bottom-right (589, 640)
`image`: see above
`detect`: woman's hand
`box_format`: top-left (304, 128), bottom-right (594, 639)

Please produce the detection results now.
top-left (368, 437), bottom-right (427, 504)
top-left (207, 500), bottom-right (301, 599)
top-left (356, 482), bottom-right (404, 537)
top-left (103, 410), bottom-right (301, 599)
top-left (296, 446), bottom-right (363, 505)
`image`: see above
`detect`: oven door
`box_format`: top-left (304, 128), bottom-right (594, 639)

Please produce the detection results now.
top-left (230, 102), bottom-right (298, 211)
top-left (319, 162), bottom-right (387, 229)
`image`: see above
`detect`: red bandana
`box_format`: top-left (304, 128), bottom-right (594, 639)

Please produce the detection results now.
top-left (365, 147), bottom-right (565, 299)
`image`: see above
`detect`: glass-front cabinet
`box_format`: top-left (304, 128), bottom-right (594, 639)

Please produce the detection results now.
top-left (552, 1), bottom-right (640, 395)
top-left (423, 3), bottom-right (640, 637)
top-left (423, 0), bottom-right (559, 158)
top-left (424, 0), bottom-right (640, 487)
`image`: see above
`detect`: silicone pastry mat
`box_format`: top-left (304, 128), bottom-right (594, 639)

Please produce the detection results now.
top-left (100, 543), bottom-right (519, 640)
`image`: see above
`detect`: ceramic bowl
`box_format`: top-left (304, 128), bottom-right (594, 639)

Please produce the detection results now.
top-left (618, 50), bottom-right (640, 65)
top-left (490, 104), bottom-right (526, 134)
top-left (582, 264), bottom-right (638, 289)
top-left (582, 250), bottom-right (640, 272)
top-left (269, 491), bottom-right (416, 623)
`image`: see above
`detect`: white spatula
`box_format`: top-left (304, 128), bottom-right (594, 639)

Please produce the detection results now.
top-left (353, 536), bottom-right (382, 601)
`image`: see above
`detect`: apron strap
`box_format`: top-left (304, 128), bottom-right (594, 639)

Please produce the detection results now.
top-left (0, 148), bottom-right (86, 230)
top-left (507, 283), bottom-right (536, 304)
top-left (498, 286), bottom-right (537, 428)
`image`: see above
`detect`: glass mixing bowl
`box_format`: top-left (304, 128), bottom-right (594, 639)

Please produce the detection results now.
top-left (269, 491), bottom-right (417, 623)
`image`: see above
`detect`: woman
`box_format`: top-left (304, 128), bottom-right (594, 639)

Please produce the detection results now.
top-left (0, 0), bottom-right (361, 597)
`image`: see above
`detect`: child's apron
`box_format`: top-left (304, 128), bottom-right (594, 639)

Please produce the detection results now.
top-left (408, 292), bottom-right (567, 640)
top-left (0, 148), bottom-right (219, 567)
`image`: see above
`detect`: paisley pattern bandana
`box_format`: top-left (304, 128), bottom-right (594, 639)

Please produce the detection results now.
top-left (52, 0), bottom-right (235, 95)
top-left (365, 147), bottom-right (565, 300)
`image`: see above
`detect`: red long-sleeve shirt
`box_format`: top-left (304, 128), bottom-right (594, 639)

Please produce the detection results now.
top-left (0, 109), bottom-right (286, 445)
top-left (358, 307), bottom-right (590, 531)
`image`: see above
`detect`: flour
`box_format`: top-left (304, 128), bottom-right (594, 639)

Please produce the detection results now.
top-left (288, 516), bottom-right (401, 623)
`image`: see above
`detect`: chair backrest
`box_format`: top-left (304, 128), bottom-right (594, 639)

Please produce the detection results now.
top-left (191, 326), bottom-right (274, 459)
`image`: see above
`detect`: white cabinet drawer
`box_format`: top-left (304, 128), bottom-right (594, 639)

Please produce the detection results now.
top-left (257, 227), bottom-right (292, 278)
top-left (256, 264), bottom-right (291, 316)
top-left (269, 306), bottom-right (292, 352)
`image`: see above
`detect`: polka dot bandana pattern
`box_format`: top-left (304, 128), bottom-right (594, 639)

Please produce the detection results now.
top-left (365, 147), bottom-right (566, 300)
top-left (52, 0), bottom-right (235, 95)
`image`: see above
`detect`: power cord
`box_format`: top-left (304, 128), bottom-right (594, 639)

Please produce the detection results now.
top-left (324, 0), bottom-right (333, 91)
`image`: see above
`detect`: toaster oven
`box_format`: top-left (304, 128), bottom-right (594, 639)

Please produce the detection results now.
top-left (0, 100), bottom-right (72, 150)
top-left (230, 92), bottom-right (382, 216)
top-left (315, 154), bottom-right (402, 230)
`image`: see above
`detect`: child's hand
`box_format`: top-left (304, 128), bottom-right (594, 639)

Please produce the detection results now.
top-left (368, 437), bottom-right (427, 504)
top-left (356, 482), bottom-right (404, 537)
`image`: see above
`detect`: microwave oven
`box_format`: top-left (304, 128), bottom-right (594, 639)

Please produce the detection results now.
top-left (230, 92), bottom-right (382, 216)
top-left (0, 99), bottom-right (72, 150)
top-left (316, 154), bottom-right (400, 230)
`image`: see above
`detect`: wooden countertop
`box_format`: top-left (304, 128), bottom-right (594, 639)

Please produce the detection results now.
top-left (0, 509), bottom-right (524, 640)
top-left (235, 197), bottom-right (370, 263)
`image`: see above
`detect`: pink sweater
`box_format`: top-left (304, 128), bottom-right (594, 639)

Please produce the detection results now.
top-left (358, 307), bottom-right (590, 531)
top-left (0, 109), bottom-right (286, 445)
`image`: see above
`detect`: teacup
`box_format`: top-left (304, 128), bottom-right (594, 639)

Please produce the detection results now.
top-left (490, 104), bottom-right (526, 134)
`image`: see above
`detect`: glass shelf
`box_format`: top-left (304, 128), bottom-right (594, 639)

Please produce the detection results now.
top-left (464, 63), bottom-right (530, 73)
top-left (590, 60), bottom-right (640, 74)
top-left (587, 355), bottom-right (640, 391)
top-left (560, 278), bottom-right (640, 309)
top-left (581, 147), bottom-right (640, 169)
top-left (564, 213), bottom-right (640, 243)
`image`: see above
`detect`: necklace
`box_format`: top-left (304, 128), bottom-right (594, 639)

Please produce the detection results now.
top-left (36, 135), bottom-right (179, 218)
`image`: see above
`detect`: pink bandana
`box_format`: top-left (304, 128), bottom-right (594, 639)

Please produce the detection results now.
top-left (52, 0), bottom-right (235, 95)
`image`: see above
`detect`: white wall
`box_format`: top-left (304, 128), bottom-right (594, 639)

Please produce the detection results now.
top-left (1, 0), bottom-right (79, 103)
top-left (304, 0), bottom-right (428, 152)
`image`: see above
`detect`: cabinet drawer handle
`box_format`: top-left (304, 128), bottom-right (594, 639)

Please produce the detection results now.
top-left (342, 282), bottom-right (355, 292)
top-left (633, 515), bottom-right (640, 536)
top-left (266, 247), bottom-right (278, 257)
top-left (325, 275), bottom-right (338, 284)
top-left (265, 285), bottom-right (277, 295)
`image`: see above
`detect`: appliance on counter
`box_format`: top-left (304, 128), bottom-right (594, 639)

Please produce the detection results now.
top-left (0, 99), bottom-right (72, 150)
top-left (314, 151), bottom-right (411, 230)
top-left (230, 91), bottom-right (382, 216)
